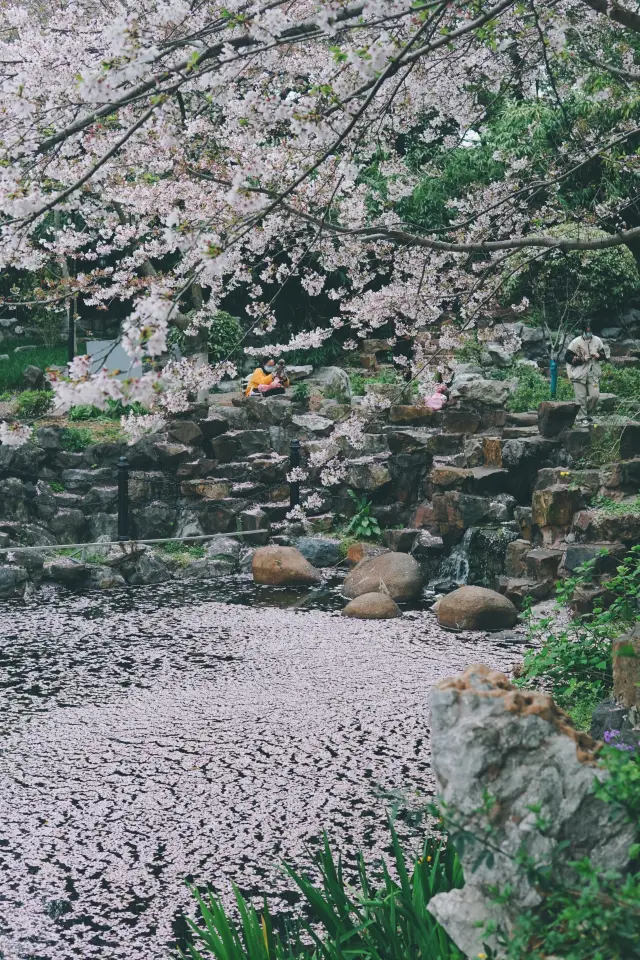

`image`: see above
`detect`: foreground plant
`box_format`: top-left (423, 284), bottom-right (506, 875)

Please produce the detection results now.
top-left (181, 829), bottom-right (464, 960)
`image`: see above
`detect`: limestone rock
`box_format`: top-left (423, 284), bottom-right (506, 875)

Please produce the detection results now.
top-left (292, 413), bottom-right (335, 437)
top-left (295, 536), bottom-right (342, 568)
top-left (167, 420), bottom-right (204, 446)
top-left (537, 401), bottom-right (579, 438)
top-left (383, 528), bottom-right (419, 553)
top-left (44, 557), bottom-right (87, 585)
top-left (252, 546), bottom-right (322, 586)
top-left (88, 565), bottom-right (126, 590)
top-left (526, 546), bottom-right (563, 580)
top-left (449, 377), bottom-right (515, 407)
top-left (437, 585), bottom-right (517, 630)
top-left (428, 665), bottom-right (636, 959)
top-left (153, 442), bottom-right (192, 467)
top-left (240, 507), bottom-right (271, 546)
top-left (343, 458), bottom-right (392, 493)
top-left (122, 552), bottom-right (171, 585)
top-left (342, 592), bottom-right (401, 619)
top-left (574, 507), bottom-right (640, 545)
top-left (342, 552), bottom-right (423, 601)
top-left (504, 538), bottom-right (530, 578)
top-left (388, 404), bottom-right (438, 426)
top-left (306, 366), bottom-right (351, 403)
top-left (22, 364), bottom-right (45, 389)
top-left (0, 564), bottom-right (28, 598)
top-left (497, 576), bottom-right (554, 609)
top-left (532, 484), bottom-right (586, 537)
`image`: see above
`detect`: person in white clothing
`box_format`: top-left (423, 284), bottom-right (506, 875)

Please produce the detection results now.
top-left (564, 321), bottom-right (608, 424)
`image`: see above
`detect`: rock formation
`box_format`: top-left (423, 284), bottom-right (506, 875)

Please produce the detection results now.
top-left (428, 664), bottom-right (636, 958)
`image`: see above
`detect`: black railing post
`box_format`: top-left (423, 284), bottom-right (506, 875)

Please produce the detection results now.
top-left (289, 438), bottom-right (300, 510)
top-left (117, 456), bottom-right (130, 541)
top-left (67, 311), bottom-right (75, 364)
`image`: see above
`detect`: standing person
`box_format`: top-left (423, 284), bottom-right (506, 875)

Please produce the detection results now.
top-left (564, 321), bottom-right (608, 424)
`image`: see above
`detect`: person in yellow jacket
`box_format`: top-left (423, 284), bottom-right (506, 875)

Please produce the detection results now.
top-left (245, 358), bottom-right (289, 397)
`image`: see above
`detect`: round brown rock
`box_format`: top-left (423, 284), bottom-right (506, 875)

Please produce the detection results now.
top-left (437, 585), bottom-right (518, 631)
top-left (342, 592), bottom-right (401, 619)
top-left (342, 552), bottom-right (423, 601)
top-left (252, 546), bottom-right (322, 586)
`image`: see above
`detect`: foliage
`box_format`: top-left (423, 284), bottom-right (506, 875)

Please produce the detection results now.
top-left (345, 491), bottom-right (381, 540)
top-left (181, 826), bottom-right (464, 960)
top-left (577, 418), bottom-right (626, 468)
top-left (600, 363), bottom-right (640, 402)
top-left (0, 346), bottom-right (67, 392)
top-left (453, 335), bottom-right (485, 365)
top-left (349, 368), bottom-right (401, 397)
top-left (491, 364), bottom-right (573, 412)
top-left (59, 426), bottom-right (94, 451)
top-left (292, 382), bottom-right (310, 404)
top-left (208, 312), bottom-right (243, 364)
top-left (590, 495), bottom-right (640, 517)
top-left (15, 389), bottom-right (53, 418)
top-left (516, 545), bottom-right (640, 728)
top-left (160, 541), bottom-right (205, 559)
top-left (48, 480), bottom-right (65, 492)
top-left (500, 225), bottom-right (640, 329)
top-left (67, 399), bottom-right (148, 422)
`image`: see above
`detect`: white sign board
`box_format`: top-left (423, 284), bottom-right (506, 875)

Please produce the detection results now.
top-left (86, 340), bottom-right (143, 381)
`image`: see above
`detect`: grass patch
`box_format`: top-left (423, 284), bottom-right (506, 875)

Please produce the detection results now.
top-left (59, 426), bottom-right (94, 451)
top-left (0, 345), bottom-right (68, 392)
top-left (591, 494), bottom-right (640, 516)
top-left (158, 541), bottom-right (205, 566)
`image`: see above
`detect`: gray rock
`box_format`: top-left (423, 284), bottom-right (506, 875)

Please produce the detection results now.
top-left (240, 507), bottom-right (271, 546)
top-left (245, 396), bottom-right (293, 426)
top-left (205, 537), bottom-right (242, 564)
top-left (49, 509), bottom-right (86, 542)
top-left (82, 486), bottom-right (118, 513)
top-left (0, 564), bottom-right (28, 598)
top-left (601, 327), bottom-right (622, 339)
top-left (132, 501), bottom-right (177, 540)
top-left (36, 426), bottom-right (62, 450)
top-left (87, 565), bottom-right (127, 590)
top-left (295, 536), bottom-right (342, 567)
top-left (44, 557), bottom-right (87, 585)
top-left (485, 342), bottom-right (513, 366)
top-left (22, 364), bottom-right (45, 389)
top-left (306, 366), bottom-right (352, 403)
top-left (428, 665), bottom-right (636, 959)
top-left (487, 493), bottom-right (517, 522)
top-left (449, 377), bottom-right (516, 407)
top-left (292, 413), bottom-right (335, 437)
top-left (153, 442), bottom-right (192, 467)
top-left (123, 552), bottom-right (171, 585)
top-left (88, 513), bottom-right (119, 542)
top-left (167, 420), bottom-right (204, 446)
top-left (343, 458), bottom-right (392, 492)
top-left (175, 510), bottom-right (205, 540)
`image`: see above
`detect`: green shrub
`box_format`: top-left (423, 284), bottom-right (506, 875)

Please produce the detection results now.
top-left (208, 311), bottom-right (243, 364)
top-left (181, 826), bottom-right (464, 960)
top-left (492, 365), bottom-right (573, 412)
top-left (160, 541), bottom-right (204, 560)
top-left (517, 545), bottom-right (640, 729)
top-left (501, 225), bottom-right (640, 328)
top-left (59, 426), bottom-right (94, 451)
top-left (345, 491), bottom-right (381, 539)
top-left (600, 363), bottom-right (640, 402)
top-left (292, 382), bottom-right (310, 404)
top-left (15, 389), bottom-right (53, 418)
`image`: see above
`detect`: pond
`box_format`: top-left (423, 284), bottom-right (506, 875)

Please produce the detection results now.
top-left (0, 577), bottom-right (525, 960)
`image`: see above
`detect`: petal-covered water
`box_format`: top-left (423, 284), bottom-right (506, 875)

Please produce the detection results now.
top-left (0, 578), bottom-right (524, 959)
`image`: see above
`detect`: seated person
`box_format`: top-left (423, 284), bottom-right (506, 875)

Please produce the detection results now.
top-left (245, 357), bottom-right (290, 397)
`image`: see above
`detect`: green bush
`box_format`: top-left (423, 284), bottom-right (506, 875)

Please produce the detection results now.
top-left (181, 826), bottom-right (464, 960)
top-left (292, 381), bottom-right (310, 404)
top-left (15, 389), bottom-right (53, 418)
top-left (501, 225), bottom-right (640, 327)
top-left (492, 365), bottom-right (573, 413)
top-left (208, 311), bottom-right (243, 364)
top-left (517, 545), bottom-right (640, 729)
top-left (67, 399), bottom-right (148, 422)
top-left (59, 426), bottom-right (94, 451)
top-left (600, 363), bottom-right (640, 401)
top-left (345, 491), bottom-right (381, 539)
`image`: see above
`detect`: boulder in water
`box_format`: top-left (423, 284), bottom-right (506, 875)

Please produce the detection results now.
top-left (342, 593), bottom-right (401, 619)
top-left (437, 585), bottom-right (518, 630)
top-left (252, 546), bottom-right (322, 586)
top-left (343, 552), bottom-right (423, 601)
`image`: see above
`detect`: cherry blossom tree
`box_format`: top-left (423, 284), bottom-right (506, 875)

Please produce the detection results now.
top-left (1, 0), bottom-right (640, 442)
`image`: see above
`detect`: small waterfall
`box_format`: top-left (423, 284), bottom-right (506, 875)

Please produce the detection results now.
top-left (430, 527), bottom-right (473, 591)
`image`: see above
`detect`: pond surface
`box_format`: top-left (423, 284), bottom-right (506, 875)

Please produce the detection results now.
top-left (0, 577), bottom-right (524, 960)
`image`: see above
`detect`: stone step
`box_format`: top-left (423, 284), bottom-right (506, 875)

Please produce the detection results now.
top-left (502, 425), bottom-right (539, 439)
top-left (506, 411), bottom-right (538, 427)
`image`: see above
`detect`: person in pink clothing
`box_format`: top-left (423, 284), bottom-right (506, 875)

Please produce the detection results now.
top-left (425, 382), bottom-right (449, 410)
